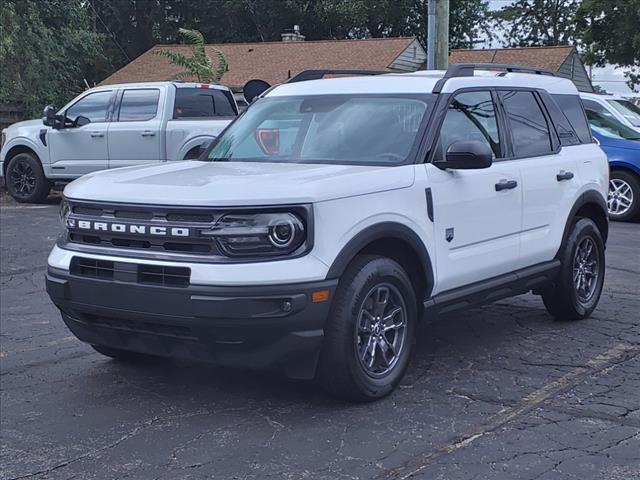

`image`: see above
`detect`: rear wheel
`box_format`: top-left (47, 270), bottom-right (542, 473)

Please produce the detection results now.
top-left (542, 218), bottom-right (605, 321)
top-left (608, 170), bottom-right (640, 222)
top-left (316, 255), bottom-right (417, 402)
top-left (91, 345), bottom-right (165, 364)
top-left (6, 152), bottom-right (50, 203)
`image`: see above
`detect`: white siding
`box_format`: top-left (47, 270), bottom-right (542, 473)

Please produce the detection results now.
top-left (389, 39), bottom-right (427, 72)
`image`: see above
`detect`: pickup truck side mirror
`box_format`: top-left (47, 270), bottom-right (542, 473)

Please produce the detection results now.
top-left (74, 115), bottom-right (91, 128)
top-left (42, 105), bottom-right (64, 129)
top-left (438, 140), bottom-right (493, 170)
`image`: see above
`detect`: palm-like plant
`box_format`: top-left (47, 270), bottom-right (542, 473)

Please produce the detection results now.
top-left (156, 28), bottom-right (228, 83)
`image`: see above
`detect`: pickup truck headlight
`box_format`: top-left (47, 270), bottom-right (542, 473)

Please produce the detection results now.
top-left (210, 212), bottom-right (306, 257)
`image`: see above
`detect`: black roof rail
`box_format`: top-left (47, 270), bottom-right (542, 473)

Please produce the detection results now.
top-left (432, 63), bottom-right (558, 93)
top-left (286, 69), bottom-right (388, 84)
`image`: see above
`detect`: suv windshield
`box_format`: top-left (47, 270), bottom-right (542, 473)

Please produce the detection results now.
top-left (607, 99), bottom-right (640, 127)
top-left (205, 94), bottom-right (433, 166)
top-left (587, 109), bottom-right (640, 140)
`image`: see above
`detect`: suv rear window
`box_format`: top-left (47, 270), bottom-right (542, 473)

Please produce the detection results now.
top-left (174, 88), bottom-right (237, 119)
top-left (552, 94), bottom-right (592, 144)
top-left (501, 90), bottom-right (553, 157)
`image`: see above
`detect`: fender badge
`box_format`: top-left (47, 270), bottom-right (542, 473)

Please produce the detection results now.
top-left (445, 228), bottom-right (454, 242)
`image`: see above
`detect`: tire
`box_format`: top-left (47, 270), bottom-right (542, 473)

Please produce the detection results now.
top-left (5, 152), bottom-right (51, 203)
top-left (542, 218), bottom-right (605, 321)
top-left (608, 170), bottom-right (640, 222)
top-left (316, 255), bottom-right (417, 402)
top-left (184, 146), bottom-right (203, 160)
top-left (91, 344), bottom-right (165, 364)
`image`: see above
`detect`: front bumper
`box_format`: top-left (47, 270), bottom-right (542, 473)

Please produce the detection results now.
top-left (46, 267), bottom-right (337, 379)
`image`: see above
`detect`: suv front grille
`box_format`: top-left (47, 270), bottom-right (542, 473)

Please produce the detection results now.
top-left (66, 201), bottom-right (221, 255)
top-left (70, 257), bottom-right (190, 287)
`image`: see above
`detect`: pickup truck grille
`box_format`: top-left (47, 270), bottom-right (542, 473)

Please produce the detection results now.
top-left (65, 200), bottom-right (222, 256)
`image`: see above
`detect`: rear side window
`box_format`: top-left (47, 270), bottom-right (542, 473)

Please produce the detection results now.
top-left (552, 94), bottom-right (592, 144)
top-left (501, 90), bottom-right (553, 157)
top-left (118, 89), bottom-right (160, 121)
top-left (174, 88), bottom-right (238, 119)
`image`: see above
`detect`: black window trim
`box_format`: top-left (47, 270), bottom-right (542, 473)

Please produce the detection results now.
top-left (496, 87), bottom-right (562, 161)
top-left (113, 87), bottom-right (161, 123)
top-left (422, 87), bottom-right (508, 164)
top-left (547, 93), bottom-right (593, 145)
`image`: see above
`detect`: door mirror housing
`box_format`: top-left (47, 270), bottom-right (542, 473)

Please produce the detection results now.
top-left (74, 115), bottom-right (91, 127)
top-left (42, 105), bottom-right (64, 129)
top-left (439, 140), bottom-right (493, 170)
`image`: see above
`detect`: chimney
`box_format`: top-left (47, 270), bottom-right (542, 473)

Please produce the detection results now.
top-left (281, 25), bottom-right (305, 42)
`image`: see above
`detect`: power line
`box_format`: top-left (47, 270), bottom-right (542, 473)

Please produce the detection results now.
top-left (87, 0), bottom-right (130, 63)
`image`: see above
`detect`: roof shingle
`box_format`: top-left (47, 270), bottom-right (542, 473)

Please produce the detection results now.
top-left (448, 46), bottom-right (576, 72)
top-left (100, 37), bottom-right (417, 87)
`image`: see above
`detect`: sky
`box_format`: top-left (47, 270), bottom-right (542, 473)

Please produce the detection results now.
top-left (484, 0), bottom-right (634, 93)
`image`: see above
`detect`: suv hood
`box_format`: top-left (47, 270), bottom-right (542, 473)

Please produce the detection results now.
top-left (64, 161), bottom-right (415, 206)
top-left (4, 119), bottom-right (44, 134)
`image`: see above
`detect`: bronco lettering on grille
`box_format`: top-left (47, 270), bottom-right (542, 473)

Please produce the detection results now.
top-left (67, 219), bottom-right (190, 237)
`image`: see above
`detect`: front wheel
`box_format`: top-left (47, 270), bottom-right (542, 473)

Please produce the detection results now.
top-left (608, 170), bottom-right (639, 222)
top-left (542, 218), bottom-right (605, 321)
top-left (5, 152), bottom-right (51, 203)
top-left (316, 255), bottom-right (417, 402)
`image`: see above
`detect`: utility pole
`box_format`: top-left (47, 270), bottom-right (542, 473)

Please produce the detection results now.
top-left (426, 0), bottom-right (436, 69)
top-left (435, 0), bottom-right (449, 70)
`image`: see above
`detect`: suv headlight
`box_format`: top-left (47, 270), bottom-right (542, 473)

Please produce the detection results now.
top-left (59, 199), bottom-right (71, 229)
top-left (208, 212), bottom-right (307, 257)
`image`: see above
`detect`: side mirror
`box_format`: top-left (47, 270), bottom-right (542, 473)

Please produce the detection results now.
top-left (243, 79), bottom-right (271, 104)
top-left (42, 105), bottom-right (62, 128)
top-left (74, 115), bottom-right (91, 127)
top-left (439, 140), bottom-right (493, 170)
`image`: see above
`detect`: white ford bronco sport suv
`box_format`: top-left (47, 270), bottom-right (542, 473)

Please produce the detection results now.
top-left (46, 65), bottom-right (609, 401)
top-left (1, 81), bottom-right (237, 203)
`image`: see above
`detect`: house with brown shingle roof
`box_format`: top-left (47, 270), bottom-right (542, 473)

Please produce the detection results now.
top-left (449, 46), bottom-right (594, 92)
top-left (101, 36), bottom-right (427, 94)
top-left (101, 35), bottom-right (593, 98)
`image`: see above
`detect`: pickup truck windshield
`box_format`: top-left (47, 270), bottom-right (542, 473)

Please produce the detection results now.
top-left (205, 94), bottom-right (432, 165)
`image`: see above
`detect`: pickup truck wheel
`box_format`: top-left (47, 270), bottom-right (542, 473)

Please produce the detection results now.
top-left (91, 345), bottom-right (165, 364)
top-left (608, 170), bottom-right (640, 222)
top-left (6, 152), bottom-right (50, 203)
top-left (542, 218), bottom-right (605, 321)
top-left (317, 255), bottom-right (416, 402)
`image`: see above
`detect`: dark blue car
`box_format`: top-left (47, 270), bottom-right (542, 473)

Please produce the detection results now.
top-left (586, 109), bottom-right (640, 222)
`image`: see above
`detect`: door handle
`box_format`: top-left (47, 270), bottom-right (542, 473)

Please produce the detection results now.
top-left (556, 170), bottom-right (574, 181)
top-left (495, 179), bottom-right (518, 191)
top-left (90, 131), bottom-right (104, 138)
top-left (141, 130), bottom-right (156, 137)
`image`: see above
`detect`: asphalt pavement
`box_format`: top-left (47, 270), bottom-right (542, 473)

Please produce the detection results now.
top-left (1, 197), bottom-right (639, 480)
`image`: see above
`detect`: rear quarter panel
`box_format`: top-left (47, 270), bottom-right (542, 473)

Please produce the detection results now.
top-left (165, 118), bottom-right (234, 161)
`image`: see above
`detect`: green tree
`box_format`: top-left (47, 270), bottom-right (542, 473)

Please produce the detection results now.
top-left (0, 0), bottom-right (106, 116)
top-left (577, 0), bottom-right (640, 89)
top-left (493, 0), bottom-right (580, 47)
top-left (156, 28), bottom-right (228, 82)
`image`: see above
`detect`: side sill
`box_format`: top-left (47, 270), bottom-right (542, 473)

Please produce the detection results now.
top-left (423, 260), bottom-right (560, 318)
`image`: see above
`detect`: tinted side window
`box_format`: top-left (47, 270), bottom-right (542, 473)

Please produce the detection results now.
top-left (174, 89), bottom-right (237, 118)
top-left (552, 94), bottom-right (592, 144)
top-left (66, 91), bottom-right (112, 123)
top-left (502, 91), bottom-right (552, 157)
top-left (118, 89), bottom-right (160, 121)
top-left (433, 91), bottom-right (501, 162)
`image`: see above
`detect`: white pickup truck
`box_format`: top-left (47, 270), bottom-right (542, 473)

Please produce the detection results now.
top-left (0, 81), bottom-right (238, 202)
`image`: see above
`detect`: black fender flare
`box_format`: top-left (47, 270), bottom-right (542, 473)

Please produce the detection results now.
top-left (325, 222), bottom-right (434, 295)
top-left (557, 190), bottom-right (609, 257)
